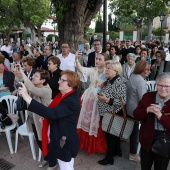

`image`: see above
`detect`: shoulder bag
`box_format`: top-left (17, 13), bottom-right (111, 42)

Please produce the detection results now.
top-left (151, 119), bottom-right (170, 158)
top-left (102, 99), bottom-right (135, 140)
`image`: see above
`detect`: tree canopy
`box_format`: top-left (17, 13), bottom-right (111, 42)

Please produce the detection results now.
top-left (0, 0), bottom-right (50, 40)
top-left (109, 0), bottom-right (170, 41)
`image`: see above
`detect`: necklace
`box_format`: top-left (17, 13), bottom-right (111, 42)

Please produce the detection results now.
top-left (98, 68), bottom-right (104, 73)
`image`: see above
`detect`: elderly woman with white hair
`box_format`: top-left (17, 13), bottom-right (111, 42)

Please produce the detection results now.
top-left (97, 61), bottom-right (127, 166)
top-left (121, 53), bottom-right (136, 82)
top-left (134, 72), bottom-right (170, 170)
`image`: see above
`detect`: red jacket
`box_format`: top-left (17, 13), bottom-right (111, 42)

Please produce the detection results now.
top-left (133, 91), bottom-right (170, 152)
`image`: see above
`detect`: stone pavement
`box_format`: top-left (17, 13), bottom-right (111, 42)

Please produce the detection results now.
top-left (0, 132), bottom-right (170, 170)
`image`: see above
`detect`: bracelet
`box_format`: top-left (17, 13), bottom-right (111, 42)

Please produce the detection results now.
top-left (105, 98), bottom-right (109, 103)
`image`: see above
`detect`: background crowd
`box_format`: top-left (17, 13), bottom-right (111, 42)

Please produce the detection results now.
top-left (0, 36), bottom-right (170, 170)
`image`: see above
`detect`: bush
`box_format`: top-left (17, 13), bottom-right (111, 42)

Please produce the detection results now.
top-left (109, 31), bottom-right (119, 40)
top-left (46, 34), bottom-right (59, 42)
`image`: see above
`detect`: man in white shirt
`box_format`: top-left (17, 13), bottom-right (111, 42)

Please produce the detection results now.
top-left (1, 39), bottom-right (13, 57)
top-left (58, 42), bottom-right (75, 72)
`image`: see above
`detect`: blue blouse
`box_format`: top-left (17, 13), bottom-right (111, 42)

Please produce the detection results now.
top-left (0, 77), bottom-right (11, 97)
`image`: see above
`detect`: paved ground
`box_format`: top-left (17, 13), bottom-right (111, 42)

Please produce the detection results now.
top-left (0, 132), bottom-right (170, 170)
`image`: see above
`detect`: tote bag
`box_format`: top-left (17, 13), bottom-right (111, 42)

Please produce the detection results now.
top-left (102, 99), bottom-right (135, 140)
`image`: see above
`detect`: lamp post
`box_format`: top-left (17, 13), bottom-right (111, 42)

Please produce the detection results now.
top-left (102, 0), bottom-right (107, 52)
top-left (52, 20), bottom-right (57, 43)
top-left (159, 12), bottom-right (166, 42)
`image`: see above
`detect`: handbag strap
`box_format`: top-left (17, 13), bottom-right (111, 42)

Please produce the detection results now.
top-left (120, 99), bottom-right (127, 118)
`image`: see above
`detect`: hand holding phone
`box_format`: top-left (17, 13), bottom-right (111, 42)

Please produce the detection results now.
top-left (11, 63), bottom-right (16, 72)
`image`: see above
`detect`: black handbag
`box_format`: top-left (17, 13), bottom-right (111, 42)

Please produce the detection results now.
top-left (151, 119), bottom-right (170, 158)
top-left (15, 94), bottom-right (27, 111)
top-left (0, 102), bottom-right (12, 128)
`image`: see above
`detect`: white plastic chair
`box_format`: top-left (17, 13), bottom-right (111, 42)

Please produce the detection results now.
top-left (15, 110), bottom-right (36, 160)
top-left (146, 81), bottom-right (157, 92)
top-left (0, 95), bottom-right (18, 154)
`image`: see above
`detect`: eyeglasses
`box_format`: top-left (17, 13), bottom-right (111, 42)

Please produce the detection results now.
top-left (157, 84), bottom-right (170, 89)
top-left (59, 78), bottom-right (68, 83)
top-left (61, 46), bottom-right (69, 49)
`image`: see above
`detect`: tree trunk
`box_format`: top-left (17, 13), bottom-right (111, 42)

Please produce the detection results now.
top-left (37, 25), bottom-right (42, 39)
top-left (147, 18), bottom-right (153, 42)
top-left (53, 0), bottom-right (103, 52)
top-left (137, 27), bottom-right (141, 41)
top-left (30, 28), bottom-right (36, 42)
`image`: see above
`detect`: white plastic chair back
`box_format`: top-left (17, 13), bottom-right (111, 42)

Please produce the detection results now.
top-left (15, 110), bottom-right (37, 160)
top-left (146, 81), bottom-right (157, 92)
top-left (0, 95), bottom-right (17, 114)
top-left (0, 95), bottom-right (18, 154)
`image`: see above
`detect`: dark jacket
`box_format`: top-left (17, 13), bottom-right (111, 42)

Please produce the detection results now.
top-left (36, 54), bottom-right (53, 70)
top-left (24, 68), bottom-right (36, 81)
top-left (49, 69), bottom-right (62, 99)
top-left (87, 51), bottom-right (95, 67)
top-left (133, 91), bottom-right (170, 152)
top-left (3, 70), bottom-right (15, 92)
top-left (28, 92), bottom-right (81, 162)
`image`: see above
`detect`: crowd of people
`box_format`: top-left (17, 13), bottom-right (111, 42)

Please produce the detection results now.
top-left (0, 37), bottom-right (170, 170)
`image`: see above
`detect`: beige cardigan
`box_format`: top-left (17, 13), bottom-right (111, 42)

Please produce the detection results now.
top-left (25, 78), bottom-right (52, 140)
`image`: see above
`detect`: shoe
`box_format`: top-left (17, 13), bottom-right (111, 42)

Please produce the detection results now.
top-left (129, 154), bottom-right (141, 162)
top-left (39, 160), bottom-right (48, 168)
top-left (46, 164), bottom-right (57, 170)
top-left (98, 159), bottom-right (114, 165)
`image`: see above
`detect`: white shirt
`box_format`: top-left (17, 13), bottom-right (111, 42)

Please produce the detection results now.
top-left (4, 58), bottom-right (11, 71)
top-left (1, 45), bottom-right (13, 57)
top-left (94, 49), bottom-right (102, 66)
top-left (127, 65), bottom-right (134, 78)
top-left (58, 52), bottom-right (76, 72)
top-left (111, 55), bottom-right (120, 62)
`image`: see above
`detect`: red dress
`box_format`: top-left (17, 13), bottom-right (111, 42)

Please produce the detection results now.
top-left (77, 118), bottom-right (107, 154)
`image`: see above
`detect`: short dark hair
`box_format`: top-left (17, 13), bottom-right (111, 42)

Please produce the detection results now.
top-left (34, 69), bottom-right (50, 86)
top-left (14, 51), bottom-right (22, 59)
top-left (61, 42), bottom-right (70, 48)
top-left (94, 39), bottom-right (101, 44)
top-left (156, 50), bottom-right (165, 60)
top-left (141, 48), bottom-right (149, 55)
top-left (61, 70), bottom-right (80, 90)
top-left (134, 45), bottom-right (142, 55)
top-left (45, 45), bottom-right (53, 52)
top-left (48, 56), bottom-right (61, 68)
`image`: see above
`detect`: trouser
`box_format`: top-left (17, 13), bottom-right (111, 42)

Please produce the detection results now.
top-left (141, 130), bottom-right (170, 170)
top-left (105, 132), bottom-right (121, 161)
top-left (130, 121), bottom-right (139, 154)
top-left (58, 158), bottom-right (74, 170)
top-left (141, 147), bottom-right (169, 170)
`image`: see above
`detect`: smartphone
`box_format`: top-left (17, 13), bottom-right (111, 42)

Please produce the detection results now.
top-left (14, 80), bottom-right (22, 89)
top-left (78, 50), bottom-right (82, 56)
top-left (11, 63), bottom-right (16, 72)
top-left (98, 93), bottom-right (103, 96)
